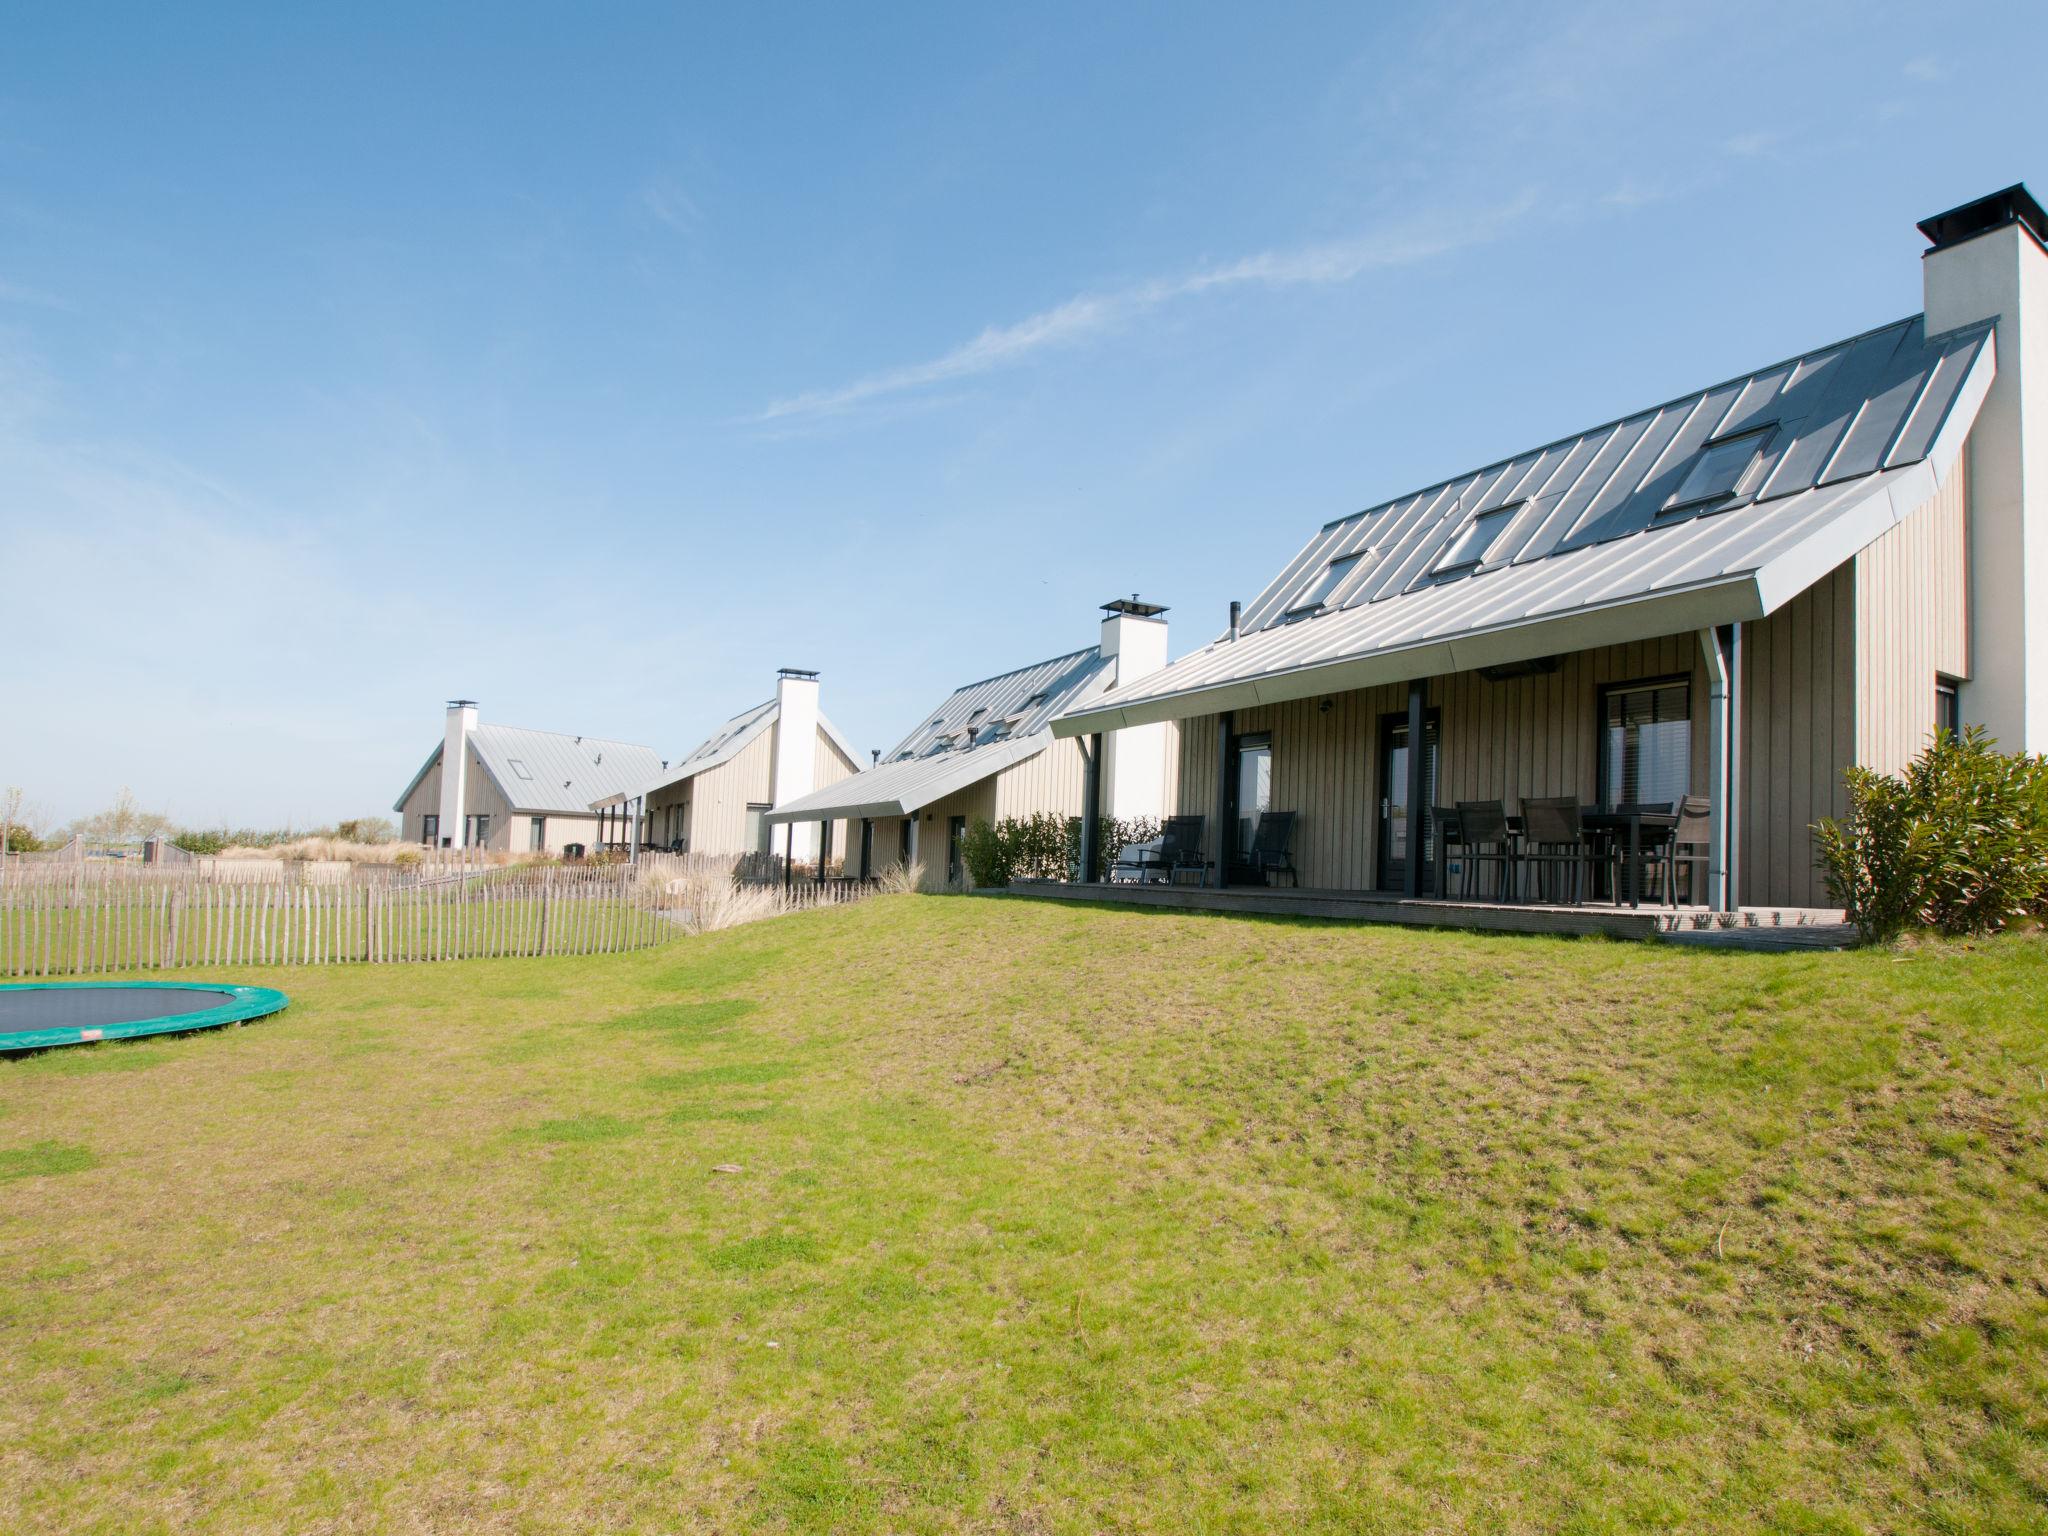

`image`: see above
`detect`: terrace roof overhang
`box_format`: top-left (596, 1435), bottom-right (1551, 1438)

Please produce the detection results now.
top-left (1053, 443), bottom-right (1973, 738)
top-left (763, 734), bottom-right (1048, 824)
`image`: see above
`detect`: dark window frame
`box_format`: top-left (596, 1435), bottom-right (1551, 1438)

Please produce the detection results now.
top-left (1284, 551), bottom-right (1368, 618)
top-left (1432, 503), bottom-right (1520, 576)
top-left (1661, 425), bottom-right (1776, 515)
top-left (420, 813), bottom-right (439, 847)
top-left (1935, 675), bottom-right (1962, 741)
top-left (529, 816), bottom-right (546, 852)
top-left (1596, 675), bottom-right (1693, 810)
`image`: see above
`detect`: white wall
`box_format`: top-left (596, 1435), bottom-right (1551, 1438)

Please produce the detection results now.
top-left (1099, 611), bottom-right (1171, 822)
top-left (436, 701), bottom-right (478, 847)
top-left (771, 673), bottom-right (821, 860)
top-left (1924, 219), bottom-right (2048, 753)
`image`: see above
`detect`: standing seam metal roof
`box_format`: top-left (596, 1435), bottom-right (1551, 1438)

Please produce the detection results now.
top-left (593, 699), bottom-right (863, 807)
top-left (1055, 314), bottom-right (1995, 735)
top-left (767, 646), bottom-right (1114, 822)
top-left (393, 724), bottom-right (663, 816)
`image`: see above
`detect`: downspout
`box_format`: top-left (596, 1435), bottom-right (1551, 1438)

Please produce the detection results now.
top-left (1403, 679), bottom-right (1426, 899)
top-left (1079, 733), bottom-right (1103, 882)
top-left (1698, 626), bottom-right (1735, 913)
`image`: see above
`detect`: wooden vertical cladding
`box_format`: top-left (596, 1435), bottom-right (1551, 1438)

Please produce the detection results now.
top-left (1853, 458), bottom-right (1971, 774)
top-left (641, 718), bottom-right (862, 860)
top-left (1739, 565), bottom-right (1854, 909)
top-left (1166, 623), bottom-right (1876, 909)
top-left (856, 727), bottom-right (1186, 889)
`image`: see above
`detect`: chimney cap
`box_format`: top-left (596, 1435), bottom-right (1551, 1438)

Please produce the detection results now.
top-left (1917, 183), bottom-right (2048, 254)
top-left (446, 698), bottom-right (478, 710)
top-left (1101, 595), bottom-right (1168, 619)
top-left (776, 667), bottom-right (820, 680)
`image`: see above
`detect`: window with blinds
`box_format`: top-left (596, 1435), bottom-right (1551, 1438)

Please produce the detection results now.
top-left (1599, 679), bottom-right (1691, 809)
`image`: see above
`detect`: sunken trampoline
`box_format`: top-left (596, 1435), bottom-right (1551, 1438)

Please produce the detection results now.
top-left (0, 982), bottom-right (289, 1052)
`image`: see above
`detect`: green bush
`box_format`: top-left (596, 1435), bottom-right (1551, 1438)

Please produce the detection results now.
top-left (961, 819), bottom-right (1010, 888)
top-left (1815, 727), bottom-right (2048, 944)
top-left (171, 829), bottom-right (228, 856)
top-left (1, 825), bottom-right (41, 854)
top-left (1063, 814), bottom-right (1161, 881)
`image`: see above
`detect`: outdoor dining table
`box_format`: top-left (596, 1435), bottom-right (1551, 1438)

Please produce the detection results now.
top-left (1578, 808), bottom-right (1680, 908)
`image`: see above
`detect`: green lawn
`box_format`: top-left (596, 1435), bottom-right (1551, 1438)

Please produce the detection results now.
top-left (2, 896), bottom-right (2044, 1534)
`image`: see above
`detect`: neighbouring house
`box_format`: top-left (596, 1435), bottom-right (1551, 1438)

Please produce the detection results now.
top-left (393, 701), bottom-right (662, 854)
top-left (588, 669), bottom-right (864, 861)
top-left (1053, 185), bottom-right (2048, 912)
top-left (766, 600), bottom-right (1178, 887)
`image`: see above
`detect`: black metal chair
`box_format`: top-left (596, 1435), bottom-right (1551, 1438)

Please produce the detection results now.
top-left (1432, 806), bottom-right (1465, 896)
top-left (1454, 800), bottom-right (1519, 901)
top-left (1246, 811), bottom-right (1298, 887)
top-left (1519, 798), bottom-right (1595, 905)
top-left (1642, 796), bottom-right (1712, 906)
top-left (1137, 814), bottom-right (1210, 886)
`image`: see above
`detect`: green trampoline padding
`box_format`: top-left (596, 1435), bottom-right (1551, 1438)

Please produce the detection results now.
top-left (0, 982), bottom-right (290, 1052)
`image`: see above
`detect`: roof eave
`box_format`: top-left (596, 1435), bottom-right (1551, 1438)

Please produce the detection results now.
top-left (763, 736), bottom-right (1048, 823)
top-left (1051, 577), bottom-right (1768, 736)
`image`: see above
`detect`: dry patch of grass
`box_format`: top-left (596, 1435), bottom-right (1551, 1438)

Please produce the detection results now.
top-left (0, 896), bottom-right (2043, 1533)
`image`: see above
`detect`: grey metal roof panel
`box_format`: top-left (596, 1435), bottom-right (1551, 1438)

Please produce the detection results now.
top-left (464, 724), bottom-right (662, 814)
top-left (878, 646), bottom-right (1113, 763)
top-left (766, 644), bottom-right (1116, 823)
top-left (602, 701), bottom-right (863, 805)
top-left (765, 734), bottom-right (1050, 823)
top-left (1056, 313), bottom-right (1995, 737)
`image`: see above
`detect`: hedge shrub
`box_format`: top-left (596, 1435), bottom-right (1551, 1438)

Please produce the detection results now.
top-left (1815, 727), bottom-right (2048, 943)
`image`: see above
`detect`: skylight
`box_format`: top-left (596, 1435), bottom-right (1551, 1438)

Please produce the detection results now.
top-left (1287, 551), bottom-right (1366, 615)
top-left (1433, 505), bottom-right (1518, 574)
top-left (508, 758), bottom-right (533, 780)
top-left (1666, 426), bottom-right (1774, 511)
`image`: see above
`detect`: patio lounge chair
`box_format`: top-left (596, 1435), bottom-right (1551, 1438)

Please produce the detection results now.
top-left (1110, 836), bottom-right (1161, 883)
top-left (1246, 811), bottom-right (1298, 887)
top-left (1134, 814), bottom-right (1211, 885)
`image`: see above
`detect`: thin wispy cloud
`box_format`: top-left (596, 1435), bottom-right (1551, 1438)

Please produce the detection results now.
top-left (640, 175), bottom-right (704, 238)
top-left (759, 194), bottom-right (1536, 421)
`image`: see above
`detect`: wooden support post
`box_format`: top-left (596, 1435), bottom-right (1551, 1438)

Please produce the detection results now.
top-left (1403, 677), bottom-right (1426, 900)
top-left (1214, 713), bottom-right (1233, 889)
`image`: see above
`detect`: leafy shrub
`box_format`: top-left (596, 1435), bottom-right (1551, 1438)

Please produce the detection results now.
top-left (1, 825), bottom-right (42, 854)
top-left (1815, 727), bottom-right (2048, 943)
top-left (171, 829), bottom-right (228, 856)
top-left (961, 819), bottom-right (1009, 888)
top-left (1062, 814), bottom-right (1161, 881)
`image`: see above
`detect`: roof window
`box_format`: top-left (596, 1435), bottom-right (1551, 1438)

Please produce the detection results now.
top-left (1285, 551), bottom-right (1367, 617)
top-left (1665, 426), bottom-right (1774, 512)
top-left (1433, 504), bottom-right (1518, 575)
top-left (508, 758), bottom-right (533, 780)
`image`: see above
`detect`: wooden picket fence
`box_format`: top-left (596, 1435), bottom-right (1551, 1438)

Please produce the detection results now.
top-left (0, 864), bottom-right (671, 978)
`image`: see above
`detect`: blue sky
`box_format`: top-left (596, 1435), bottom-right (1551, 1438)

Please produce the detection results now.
top-left (2, 1), bottom-right (2042, 828)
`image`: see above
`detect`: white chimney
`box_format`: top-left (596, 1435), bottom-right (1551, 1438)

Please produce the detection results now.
top-left (438, 699), bottom-right (478, 848)
top-left (1921, 185), bottom-right (2048, 753)
top-left (1097, 597), bottom-right (1170, 823)
top-left (771, 669), bottom-right (821, 860)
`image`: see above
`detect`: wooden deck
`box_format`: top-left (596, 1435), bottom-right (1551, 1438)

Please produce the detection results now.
top-left (1010, 879), bottom-right (1851, 945)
